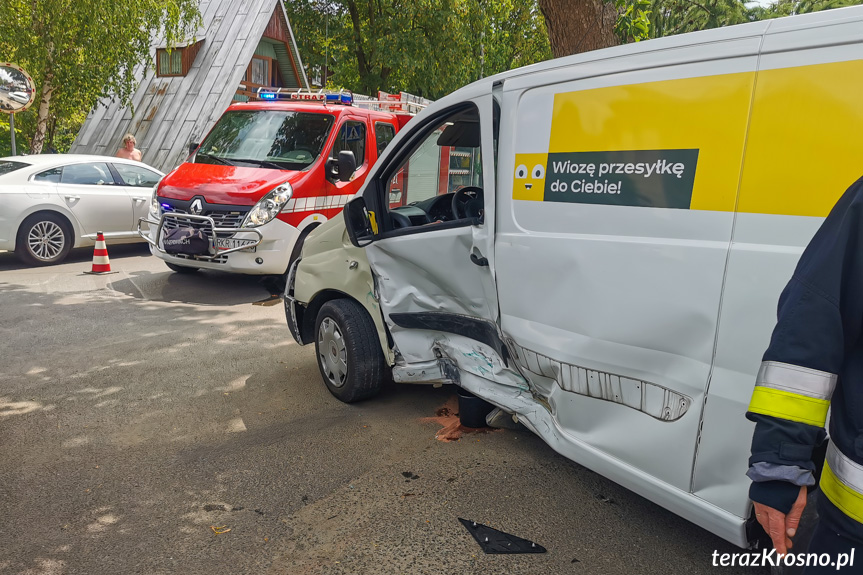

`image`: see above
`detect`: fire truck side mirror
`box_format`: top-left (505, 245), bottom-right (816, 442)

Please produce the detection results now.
top-left (327, 151), bottom-right (356, 182)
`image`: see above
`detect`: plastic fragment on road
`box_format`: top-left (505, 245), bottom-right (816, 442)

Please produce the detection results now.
top-left (211, 525), bottom-right (231, 534)
top-left (458, 518), bottom-right (546, 554)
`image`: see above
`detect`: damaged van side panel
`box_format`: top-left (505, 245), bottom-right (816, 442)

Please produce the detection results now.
top-left (491, 46), bottom-right (760, 497)
top-left (293, 214), bottom-right (394, 364)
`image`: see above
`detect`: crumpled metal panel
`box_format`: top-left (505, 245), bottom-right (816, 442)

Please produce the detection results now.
top-left (293, 215), bottom-right (394, 364)
top-left (454, 369), bottom-right (747, 548)
top-left (507, 338), bottom-right (690, 422)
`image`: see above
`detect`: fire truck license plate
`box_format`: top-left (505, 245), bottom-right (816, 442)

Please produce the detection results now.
top-left (216, 238), bottom-right (257, 252)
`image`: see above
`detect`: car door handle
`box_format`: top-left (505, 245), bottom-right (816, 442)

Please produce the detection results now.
top-left (64, 195), bottom-right (80, 201)
top-left (132, 198), bottom-right (146, 202)
top-left (470, 252), bottom-right (489, 267)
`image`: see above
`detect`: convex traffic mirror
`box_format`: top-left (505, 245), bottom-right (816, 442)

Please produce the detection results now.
top-left (0, 63), bottom-right (35, 113)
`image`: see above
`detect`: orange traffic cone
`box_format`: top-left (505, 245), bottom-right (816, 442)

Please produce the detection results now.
top-left (84, 231), bottom-right (117, 275)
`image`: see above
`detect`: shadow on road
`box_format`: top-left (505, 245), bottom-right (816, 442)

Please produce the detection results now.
top-left (0, 243), bottom-right (151, 272)
top-left (110, 270), bottom-right (279, 306)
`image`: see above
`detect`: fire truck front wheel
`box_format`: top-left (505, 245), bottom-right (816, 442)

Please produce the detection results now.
top-left (314, 299), bottom-right (385, 403)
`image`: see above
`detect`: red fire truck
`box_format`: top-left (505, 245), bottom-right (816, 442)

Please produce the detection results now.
top-left (139, 89), bottom-right (418, 277)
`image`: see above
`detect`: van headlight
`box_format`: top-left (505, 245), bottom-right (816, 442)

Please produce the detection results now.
top-left (148, 185), bottom-right (161, 219)
top-left (242, 183), bottom-right (293, 228)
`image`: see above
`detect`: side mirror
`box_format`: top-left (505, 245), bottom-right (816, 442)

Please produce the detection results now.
top-left (327, 151), bottom-right (356, 182)
top-left (188, 142), bottom-right (199, 156)
top-left (343, 196), bottom-right (376, 247)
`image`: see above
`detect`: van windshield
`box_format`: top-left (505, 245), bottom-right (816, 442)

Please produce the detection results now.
top-left (193, 110), bottom-right (335, 170)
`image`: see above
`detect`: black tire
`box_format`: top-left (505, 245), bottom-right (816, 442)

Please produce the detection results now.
top-left (15, 212), bottom-right (74, 266)
top-left (314, 299), bottom-right (385, 403)
top-left (165, 262), bottom-right (199, 273)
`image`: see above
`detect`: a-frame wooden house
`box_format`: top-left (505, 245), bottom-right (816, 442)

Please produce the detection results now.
top-left (71, 0), bottom-right (309, 173)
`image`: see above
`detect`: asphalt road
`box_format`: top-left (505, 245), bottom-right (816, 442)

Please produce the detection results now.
top-left (0, 244), bottom-right (766, 575)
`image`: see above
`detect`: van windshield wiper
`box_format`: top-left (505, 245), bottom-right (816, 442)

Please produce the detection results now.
top-left (197, 153), bottom-right (234, 166)
top-left (232, 158), bottom-right (286, 170)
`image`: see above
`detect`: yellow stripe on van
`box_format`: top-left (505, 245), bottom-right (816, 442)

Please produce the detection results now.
top-left (548, 73), bottom-right (756, 213)
top-left (533, 60), bottom-right (863, 217)
top-left (738, 60), bottom-right (863, 218)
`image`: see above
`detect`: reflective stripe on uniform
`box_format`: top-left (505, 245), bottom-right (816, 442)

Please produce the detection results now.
top-left (757, 362), bottom-right (837, 400)
top-left (747, 361), bottom-right (835, 427)
top-left (748, 387), bottom-right (830, 427)
top-left (821, 442), bottom-right (863, 524)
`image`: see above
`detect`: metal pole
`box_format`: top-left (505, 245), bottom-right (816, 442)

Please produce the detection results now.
top-left (324, 5), bottom-right (329, 89)
top-left (9, 113), bottom-right (16, 156)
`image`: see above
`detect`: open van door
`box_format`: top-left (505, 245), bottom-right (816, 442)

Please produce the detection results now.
top-left (345, 92), bottom-right (519, 386)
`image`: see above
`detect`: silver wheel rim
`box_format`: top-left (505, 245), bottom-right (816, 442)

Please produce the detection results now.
top-left (318, 317), bottom-right (347, 388)
top-left (27, 221), bottom-right (65, 261)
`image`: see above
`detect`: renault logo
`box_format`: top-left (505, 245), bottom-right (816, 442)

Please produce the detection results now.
top-left (190, 198), bottom-right (203, 214)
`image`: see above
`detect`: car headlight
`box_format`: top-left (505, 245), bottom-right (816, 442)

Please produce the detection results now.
top-left (242, 183), bottom-right (293, 228)
top-left (148, 185), bottom-right (161, 219)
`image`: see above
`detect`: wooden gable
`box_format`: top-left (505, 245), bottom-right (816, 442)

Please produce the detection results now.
top-left (71, 0), bottom-right (310, 173)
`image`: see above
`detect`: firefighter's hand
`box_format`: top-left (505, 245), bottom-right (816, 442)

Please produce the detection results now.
top-left (754, 486), bottom-right (807, 555)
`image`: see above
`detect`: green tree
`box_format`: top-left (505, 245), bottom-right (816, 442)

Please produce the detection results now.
top-left (538, 0), bottom-right (651, 58)
top-left (0, 0), bottom-right (200, 154)
top-left (649, 0), bottom-right (752, 37)
top-left (286, 0), bottom-right (552, 99)
top-left (648, 0), bottom-right (862, 38)
top-left (755, 0), bottom-right (861, 18)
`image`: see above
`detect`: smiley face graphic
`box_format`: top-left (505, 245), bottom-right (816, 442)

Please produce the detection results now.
top-left (513, 153), bottom-right (548, 201)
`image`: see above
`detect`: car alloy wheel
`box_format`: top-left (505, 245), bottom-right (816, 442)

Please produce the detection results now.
top-left (16, 213), bottom-right (73, 266)
top-left (27, 220), bottom-right (66, 262)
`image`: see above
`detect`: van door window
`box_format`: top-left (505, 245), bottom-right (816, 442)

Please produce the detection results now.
top-left (375, 122), bottom-right (396, 156)
top-left (330, 120), bottom-right (366, 173)
top-left (382, 105), bottom-right (483, 229)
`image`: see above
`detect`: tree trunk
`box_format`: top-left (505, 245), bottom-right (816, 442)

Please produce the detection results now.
top-left (30, 71), bottom-right (54, 155)
top-left (538, 0), bottom-right (619, 58)
top-left (344, 0), bottom-right (372, 91)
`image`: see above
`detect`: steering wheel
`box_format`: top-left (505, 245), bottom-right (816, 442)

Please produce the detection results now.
top-left (451, 186), bottom-right (484, 220)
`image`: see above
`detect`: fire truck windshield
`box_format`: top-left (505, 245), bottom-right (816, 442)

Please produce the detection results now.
top-left (194, 110), bottom-right (335, 171)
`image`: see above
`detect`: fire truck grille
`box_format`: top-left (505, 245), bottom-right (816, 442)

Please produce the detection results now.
top-left (162, 209), bottom-right (247, 238)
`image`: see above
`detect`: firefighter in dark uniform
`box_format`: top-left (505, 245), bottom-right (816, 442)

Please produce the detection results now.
top-left (747, 178), bottom-right (863, 572)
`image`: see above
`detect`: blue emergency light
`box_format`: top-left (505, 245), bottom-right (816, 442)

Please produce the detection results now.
top-left (325, 93), bottom-right (353, 105)
top-left (255, 89), bottom-right (353, 105)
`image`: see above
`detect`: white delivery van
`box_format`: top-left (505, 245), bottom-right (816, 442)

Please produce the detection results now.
top-left (285, 7), bottom-right (863, 548)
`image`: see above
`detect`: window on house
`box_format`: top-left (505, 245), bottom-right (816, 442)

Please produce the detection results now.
top-left (247, 57), bottom-right (270, 86)
top-left (154, 40), bottom-right (202, 77)
top-left (158, 50), bottom-right (182, 76)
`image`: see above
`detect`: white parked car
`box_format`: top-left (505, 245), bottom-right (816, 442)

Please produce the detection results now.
top-left (0, 155), bottom-right (164, 265)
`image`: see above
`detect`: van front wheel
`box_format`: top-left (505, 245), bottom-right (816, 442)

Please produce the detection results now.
top-left (314, 299), bottom-right (384, 403)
